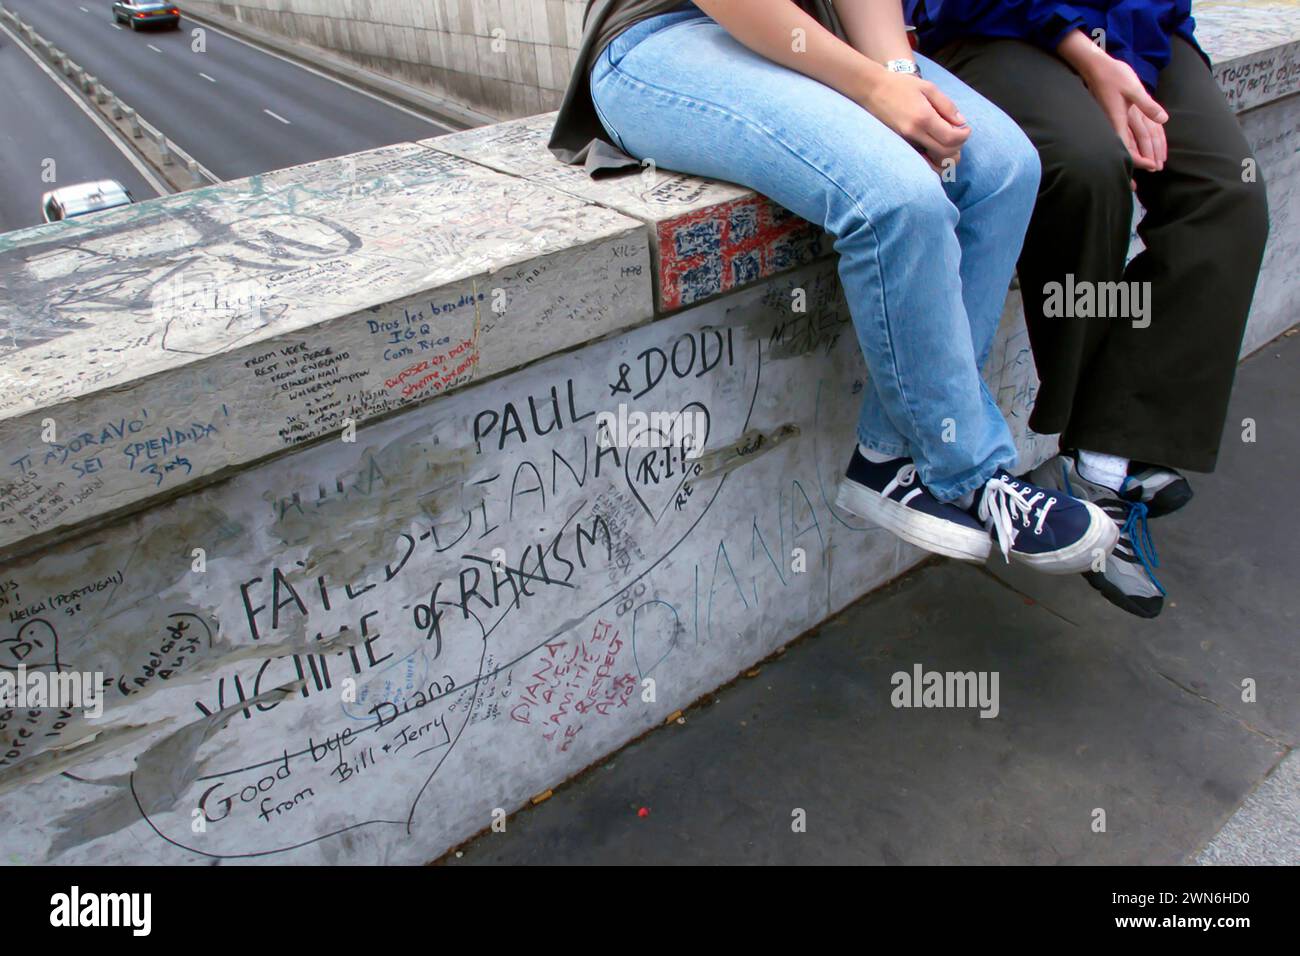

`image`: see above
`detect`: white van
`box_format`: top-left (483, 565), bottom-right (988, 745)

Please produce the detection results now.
top-left (41, 180), bottom-right (134, 223)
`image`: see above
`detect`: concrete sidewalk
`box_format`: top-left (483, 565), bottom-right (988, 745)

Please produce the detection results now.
top-left (448, 329), bottom-right (1299, 866)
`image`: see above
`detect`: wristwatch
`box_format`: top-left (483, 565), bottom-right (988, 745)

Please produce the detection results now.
top-left (885, 58), bottom-right (922, 78)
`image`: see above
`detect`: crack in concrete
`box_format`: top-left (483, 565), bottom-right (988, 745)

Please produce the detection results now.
top-left (973, 565), bottom-right (1082, 629)
top-left (1152, 668), bottom-right (1293, 749)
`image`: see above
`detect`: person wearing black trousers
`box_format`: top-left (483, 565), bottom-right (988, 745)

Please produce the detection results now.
top-left (904, 0), bottom-right (1270, 617)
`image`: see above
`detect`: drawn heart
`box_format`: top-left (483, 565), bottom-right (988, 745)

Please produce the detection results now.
top-left (622, 402), bottom-right (711, 524)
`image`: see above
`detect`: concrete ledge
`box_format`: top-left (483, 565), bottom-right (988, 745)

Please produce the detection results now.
top-left (0, 7), bottom-right (1296, 865)
top-left (425, 119), bottom-right (829, 313)
top-left (1199, 1), bottom-right (1300, 111)
top-left (0, 144), bottom-right (651, 560)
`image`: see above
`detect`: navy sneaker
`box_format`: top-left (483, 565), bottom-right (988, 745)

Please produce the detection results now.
top-left (1124, 460), bottom-right (1193, 518)
top-left (836, 449), bottom-right (991, 562)
top-left (1027, 453), bottom-right (1166, 616)
top-left (973, 470), bottom-right (1118, 574)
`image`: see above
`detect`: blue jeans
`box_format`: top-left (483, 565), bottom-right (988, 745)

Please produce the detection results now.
top-left (589, 5), bottom-right (1040, 501)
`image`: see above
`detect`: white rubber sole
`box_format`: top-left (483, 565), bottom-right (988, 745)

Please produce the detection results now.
top-left (1005, 500), bottom-right (1120, 575)
top-left (836, 479), bottom-right (991, 563)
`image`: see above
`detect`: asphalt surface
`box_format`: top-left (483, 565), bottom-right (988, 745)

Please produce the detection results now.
top-left (1, 0), bottom-right (452, 186)
top-left (0, 24), bottom-right (158, 231)
top-left (450, 329), bottom-right (1299, 865)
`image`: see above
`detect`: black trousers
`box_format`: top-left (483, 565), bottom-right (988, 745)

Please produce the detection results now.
top-left (934, 36), bottom-right (1270, 473)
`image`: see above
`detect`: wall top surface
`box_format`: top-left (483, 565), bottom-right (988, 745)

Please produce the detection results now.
top-left (3, 4), bottom-right (1292, 423)
top-left (425, 116), bottom-right (754, 226)
top-left (0, 143), bottom-right (640, 423)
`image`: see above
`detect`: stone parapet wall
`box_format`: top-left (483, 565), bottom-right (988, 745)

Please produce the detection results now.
top-left (0, 6), bottom-right (1296, 864)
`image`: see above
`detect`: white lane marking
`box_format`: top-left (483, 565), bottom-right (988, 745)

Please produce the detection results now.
top-left (79, 6), bottom-right (90, 12)
top-left (112, 22), bottom-right (122, 30)
top-left (147, 44), bottom-right (162, 53)
top-left (0, 19), bottom-right (168, 196)
top-left (263, 108), bottom-right (290, 125)
top-left (199, 72), bottom-right (216, 83)
top-left (187, 14), bottom-right (453, 131)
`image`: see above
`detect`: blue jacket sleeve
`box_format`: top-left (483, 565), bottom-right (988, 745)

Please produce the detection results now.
top-left (1096, 0), bottom-right (1196, 87)
top-left (905, 1), bottom-right (1088, 51)
top-left (1028, 3), bottom-right (1092, 49)
top-left (906, 1), bottom-right (1198, 88)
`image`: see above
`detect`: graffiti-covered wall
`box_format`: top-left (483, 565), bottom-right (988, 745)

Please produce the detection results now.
top-left (0, 144), bottom-right (648, 558)
top-left (2, 9), bottom-right (1298, 860)
top-left (0, 259), bottom-right (950, 863)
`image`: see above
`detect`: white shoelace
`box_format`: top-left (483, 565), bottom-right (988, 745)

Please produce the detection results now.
top-left (881, 463), bottom-right (918, 498)
top-left (977, 477), bottom-right (1057, 561)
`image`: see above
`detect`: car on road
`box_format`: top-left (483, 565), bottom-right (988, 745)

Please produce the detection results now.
top-left (111, 1), bottom-right (181, 30)
top-left (41, 180), bottom-right (135, 223)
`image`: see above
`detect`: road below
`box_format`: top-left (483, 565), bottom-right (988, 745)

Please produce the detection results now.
top-left (0, 25), bottom-right (160, 231)
top-left (1, 0), bottom-right (453, 187)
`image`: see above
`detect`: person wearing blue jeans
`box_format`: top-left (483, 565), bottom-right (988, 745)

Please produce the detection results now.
top-left (550, 0), bottom-right (1118, 571)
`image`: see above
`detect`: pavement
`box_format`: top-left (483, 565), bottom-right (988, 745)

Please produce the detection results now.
top-left (448, 328), bottom-right (1299, 865)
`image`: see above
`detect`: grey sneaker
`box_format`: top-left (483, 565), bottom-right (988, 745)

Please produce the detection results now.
top-left (1083, 499), bottom-right (1165, 618)
top-left (1028, 453), bottom-right (1166, 618)
top-left (1124, 460), bottom-right (1193, 518)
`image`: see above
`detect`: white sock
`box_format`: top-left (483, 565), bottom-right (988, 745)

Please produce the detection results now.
top-left (858, 444), bottom-right (901, 464)
top-left (1077, 449), bottom-right (1129, 491)
top-left (953, 489), bottom-right (977, 511)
